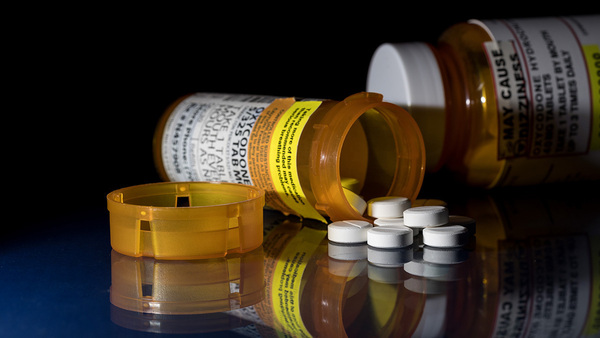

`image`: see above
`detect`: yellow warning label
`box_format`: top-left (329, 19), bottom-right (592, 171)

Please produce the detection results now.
top-left (583, 44), bottom-right (600, 150)
top-left (269, 101), bottom-right (326, 222)
top-left (272, 226), bottom-right (326, 337)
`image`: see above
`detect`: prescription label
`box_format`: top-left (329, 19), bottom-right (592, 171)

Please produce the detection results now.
top-left (584, 44), bottom-right (600, 151)
top-left (160, 94), bottom-right (328, 221)
top-left (269, 101), bottom-right (327, 222)
top-left (248, 98), bottom-right (298, 216)
top-left (161, 93), bottom-right (278, 183)
top-left (480, 16), bottom-right (598, 160)
top-left (491, 236), bottom-right (593, 337)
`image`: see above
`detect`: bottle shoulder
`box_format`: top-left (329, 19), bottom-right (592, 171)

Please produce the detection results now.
top-left (435, 22), bottom-right (505, 187)
top-left (438, 22), bottom-right (493, 51)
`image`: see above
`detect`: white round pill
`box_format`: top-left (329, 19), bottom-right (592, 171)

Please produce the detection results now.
top-left (448, 215), bottom-right (476, 235)
top-left (327, 220), bottom-right (372, 243)
top-left (343, 188), bottom-right (367, 215)
top-left (367, 226), bottom-right (413, 248)
top-left (373, 217), bottom-right (405, 227)
top-left (422, 225), bottom-right (470, 247)
top-left (403, 206), bottom-right (449, 228)
top-left (367, 196), bottom-right (411, 218)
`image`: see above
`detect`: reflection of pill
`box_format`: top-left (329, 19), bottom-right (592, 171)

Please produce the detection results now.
top-left (368, 264), bottom-right (407, 284)
top-left (367, 226), bottom-right (413, 248)
top-left (403, 206), bottom-right (449, 228)
top-left (328, 220), bottom-right (372, 243)
top-left (367, 196), bottom-right (411, 218)
top-left (328, 258), bottom-right (368, 278)
top-left (404, 259), bottom-right (458, 280)
top-left (404, 277), bottom-right (448, 295)
top-left (374, 217), bottom-right (405, 227)
top-left (423, 225), bottom-right (470, 247)
top-left (448, 215), bottom-right (476, 235)
top-left (368, 245), bottom-right (413, 267)
top-left (403, 251), bottom-right (464, 281)
top-left (423, 246), bottom-right (468, 264)
top-left (328, 242), bottom-right (368, 261)
top-left (343, 188), bottom-right (367, 215)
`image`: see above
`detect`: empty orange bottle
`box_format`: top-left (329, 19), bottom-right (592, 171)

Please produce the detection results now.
top-left (153, 92), bottom-right (425, 222)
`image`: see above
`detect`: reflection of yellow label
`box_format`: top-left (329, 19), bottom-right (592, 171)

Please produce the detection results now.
top-left (272, 226), bottom-right (326, 337)
top-left (269, 101), bottom-right (326, 222)
top-left (584, 44), bottom-right (600, 151)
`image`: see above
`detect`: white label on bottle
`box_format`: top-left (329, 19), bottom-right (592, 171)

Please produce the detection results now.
top-left (161, 93), bottom-right (278, 184)
top-left (480, 16), bottom-right (597, 159)
top-left (475, 16), bottom-right (600, 185)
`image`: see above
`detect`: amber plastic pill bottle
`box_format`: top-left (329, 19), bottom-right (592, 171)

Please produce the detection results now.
top-left (367, 15), bottom-right (600, 188)
top-left (153, 92), bottom-right (425, 222)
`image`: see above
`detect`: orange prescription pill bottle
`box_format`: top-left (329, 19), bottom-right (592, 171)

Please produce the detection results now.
top-left (367, 15), bottom-right (600, 188)
top-left (153, 92), bottom-right (425, 222)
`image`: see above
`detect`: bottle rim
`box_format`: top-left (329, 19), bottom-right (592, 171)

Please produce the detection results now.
top-left (309, 92), bottom-right (426, 222)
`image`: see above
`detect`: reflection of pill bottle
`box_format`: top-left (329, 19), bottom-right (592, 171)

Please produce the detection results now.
top-left (253, 214), bottom-right (427, 337)
top-left (451, 186), bottom-right (600, 337)
top-left (110, 248), bottom-right (265, 315)
top-left (367, 16), bottom-right (600, 188)
top-left (153, 92), bottom-right (425, 222)
top-left (252, 216), bottom-right (347, 336)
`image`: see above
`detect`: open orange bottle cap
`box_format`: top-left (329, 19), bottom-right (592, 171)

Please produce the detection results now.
top-left (107, 181), bottom-right (265, 260)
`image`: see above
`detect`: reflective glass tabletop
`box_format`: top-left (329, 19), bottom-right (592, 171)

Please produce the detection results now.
top-left (2, 181), bottom-right (598, 337)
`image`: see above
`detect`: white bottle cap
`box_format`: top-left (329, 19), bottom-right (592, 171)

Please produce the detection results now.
top-left (367, 196), bottom-right (411, 218)
top-left (422, 225), bottom-right (470, 248)
top-left (327, 220), bottom-right (373, 243)
top-left (403, 206), bottom-right (449, 228)
top-left (367, 226), bottom-right (413, 248)
top-left (367, 42), bottom-right (446, 171)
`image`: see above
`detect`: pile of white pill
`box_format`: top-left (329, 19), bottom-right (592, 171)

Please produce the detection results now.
top-left (327, 196), bottom-right (476, 249)
top-left (326, 195), bottom-right (476, 287)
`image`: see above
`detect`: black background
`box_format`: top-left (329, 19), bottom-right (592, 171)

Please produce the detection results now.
top-left (8, 5), bottom-right (594, 228)
top-left (3, 7), bottom-right (597, 337)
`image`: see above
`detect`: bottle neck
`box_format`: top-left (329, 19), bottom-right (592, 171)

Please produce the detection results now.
top-left (431, 43), bottom-right (468, 173)
top-left (435, 22), bottom-right (499, 185)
